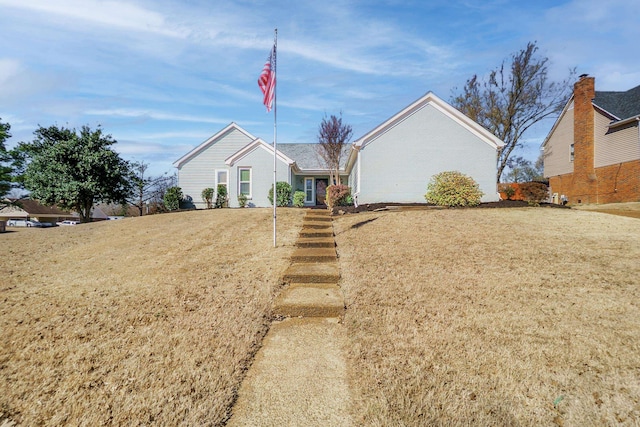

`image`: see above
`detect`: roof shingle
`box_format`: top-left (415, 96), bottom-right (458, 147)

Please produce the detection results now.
top-left (593, 84), bottom-right (640, 120)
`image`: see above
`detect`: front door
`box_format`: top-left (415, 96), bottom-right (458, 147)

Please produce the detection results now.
top-left (316, 179), bottom-right (328, 206)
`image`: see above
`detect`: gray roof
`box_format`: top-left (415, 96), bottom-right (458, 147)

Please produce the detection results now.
top-left (277, 143), bottom-right (351, 170)
top-left (593, 84), bottom-right (640, 120)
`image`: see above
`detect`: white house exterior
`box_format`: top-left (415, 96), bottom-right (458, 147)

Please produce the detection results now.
top-left (174, 92), bottom-right (504, 208)
top-left (346, 92), bottom-right (504, 204)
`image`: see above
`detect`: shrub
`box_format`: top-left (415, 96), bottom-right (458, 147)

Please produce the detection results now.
top-left (293, 190), bottom-right (305, 208)
top-left (237, 193), bottom-right (248, 208)
top-left (215, 184), bottom-right (228, 208)
top-left (424, 171), bottom-right (483, 207)
top-left (163, 186), bottom-right (183, 211)
top-left (502, 185), bottom-right (516, 200)
top-left (268, 181), bottom-right (292, 206)
top-left (519, 182), bottom-right (548, 204)
top-left (325, 184), bottom-right (352, 209)
top-left (201, 187), bottom-right (214, 209)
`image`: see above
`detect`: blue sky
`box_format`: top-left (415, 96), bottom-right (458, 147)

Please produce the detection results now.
top-left (1, 0), bottom-right (638, 176)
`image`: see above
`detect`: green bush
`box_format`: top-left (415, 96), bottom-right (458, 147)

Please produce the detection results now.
top-left (163, 186), bottom-right (183, 211)
top-left (325, 184), bottom-right (352, 209)
top-left (293, 190), bottom-right (305, 208)
top-left (268, 181), bottom-right (292, 206)
top-left (215, 184), bottom-right (228, 208)
top-left (425, 171), bottom-right (483, 207)
top-left (237, 193), bottom-right (248, 208)
top-left (201, 187), bottom-right (214, 209)
top-left (519, 182), bottom-right (548, 204)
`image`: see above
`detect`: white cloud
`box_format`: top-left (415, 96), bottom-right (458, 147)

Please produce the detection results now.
top-left (85, 108), bottom-right (236, 125)
top-left (0, 0), bottom-right (188, 38)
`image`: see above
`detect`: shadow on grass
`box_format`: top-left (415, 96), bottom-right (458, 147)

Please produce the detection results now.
top-left (350, 217), bottom-right (378, 229)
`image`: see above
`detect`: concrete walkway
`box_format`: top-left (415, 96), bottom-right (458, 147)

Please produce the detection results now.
top-left (228, 210), bottom-right (351, 426)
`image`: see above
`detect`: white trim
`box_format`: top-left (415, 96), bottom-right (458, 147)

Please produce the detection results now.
top-left (541, 97), bottom-right (574, 150)
top-left (173, 122), bottom-right (256, 168)
top-left (353, 92), bottom-right (504, 151)
top-left (238, 167), bottom-right (252, 199)
top-left (225, 138), bottom-right (295, 166)
top-left (304, 177), bottom-right (315, 204)
top-left (357, 150), bottom-right (361, 195)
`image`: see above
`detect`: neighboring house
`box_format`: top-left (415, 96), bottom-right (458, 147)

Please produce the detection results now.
top-left (174, 92), bottom-right (504, 208)
top-left (0, 199), bottom-right (107, 224)
top-left (542, 75), bottom-right (640, 204)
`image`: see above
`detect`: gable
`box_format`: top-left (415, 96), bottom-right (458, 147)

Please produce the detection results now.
top-left (542, 100), bottom-right (574, 177)
top-left (173, 123), bottom-right (256, 168)
top-left (353, 92), bottom-right (504, 151)
top-left (225, 138), bottom-right (294, 167)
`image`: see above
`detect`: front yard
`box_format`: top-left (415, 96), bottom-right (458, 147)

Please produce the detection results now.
top-left (334, 208), bottom-right (640, 425)
top-left (0, 208), bottom-right (304, 426)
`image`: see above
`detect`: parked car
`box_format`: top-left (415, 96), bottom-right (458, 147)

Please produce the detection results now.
top-left (56, 220), bottom-right (78, 226)
top-left (6, 219), bottom-right (43, 227)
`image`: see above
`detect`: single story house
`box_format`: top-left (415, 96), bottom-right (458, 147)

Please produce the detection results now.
top-left (174, 92), bottom-right (505, 208)
top-left (0, 199), bottom-right (107, 225)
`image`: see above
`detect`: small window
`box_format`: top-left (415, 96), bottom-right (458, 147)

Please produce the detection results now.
top-left (239, 168), bottom-right (251, 198)
top-left (216, 169), bottom-right (228, 191)
top-left (570, 144), bottom-right (574, 162)
top-left (304, 177), bottom-right (314, 203)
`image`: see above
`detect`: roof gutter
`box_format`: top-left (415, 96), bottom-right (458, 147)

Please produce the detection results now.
top-left (608, 115), bottom-right (640, 129)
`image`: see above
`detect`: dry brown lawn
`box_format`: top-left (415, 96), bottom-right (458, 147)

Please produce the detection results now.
top-left (574, 202), bottom-right (640, 219)
top-left (334, 208), bottom-right (640, 426)
top-left (1, 208), bottom-right (304, 426)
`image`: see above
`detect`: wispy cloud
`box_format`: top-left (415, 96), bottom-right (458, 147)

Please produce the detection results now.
top-left (0, 0), bottom-right (188, 38)
top-left (85, 108), bottom-right (238, 125)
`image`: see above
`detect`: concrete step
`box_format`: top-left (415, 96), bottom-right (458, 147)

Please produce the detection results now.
top-left (273, 284), bottom-right (345, 318)
top-left (283, 262), bottom-right (340, 283)
top-left (228, 318), bottom-right (351, 426)
top-left (291, 247), bottom-right (336, 262)
top-left (299, 228), bottom-right (334, 238)
top-left (301, 220), bottom-right (333, 229)
top-left (296, 236), bottom-right (335, 248)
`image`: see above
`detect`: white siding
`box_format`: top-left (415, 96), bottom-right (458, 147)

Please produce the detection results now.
top-left (228, 146), bottom-right (290, 207)
top-left (544, 101), bottom-right (574, 177)
top-left (348, 154), bottom-right (360, 194)
top-left (177, 128), bottom-right (253, 208)
top-left (358, 103), bottom-right (499, 203)
top-left (595, 112), bottom-right (640, 167)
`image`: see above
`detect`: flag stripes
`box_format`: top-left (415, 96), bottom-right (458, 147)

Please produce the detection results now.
top-left (258, 45), bottom-right (276, 112)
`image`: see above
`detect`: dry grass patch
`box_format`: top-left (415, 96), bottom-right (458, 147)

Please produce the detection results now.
top-left (1, 208), bottom-right (304, 426)
top-left (334, 208), bottom-right (640, 426)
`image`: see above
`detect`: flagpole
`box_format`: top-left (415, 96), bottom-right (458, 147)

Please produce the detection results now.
top-left (272, 28), bottom-right (278, 248)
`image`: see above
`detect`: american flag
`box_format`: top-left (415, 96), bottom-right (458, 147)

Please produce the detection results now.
top-left (258, 45), bottom-right (276, 112)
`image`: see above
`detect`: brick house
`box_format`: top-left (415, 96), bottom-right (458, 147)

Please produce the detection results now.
top-left (541, 75), bottom-right (640, 204)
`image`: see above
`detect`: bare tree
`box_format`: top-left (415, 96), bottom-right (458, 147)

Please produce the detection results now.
top-left (316, 113), bottom-right (353, 185)
top-left (451, 42), bottom-right (575, 182)
top-left (129, 161), bottom-right (176, 215)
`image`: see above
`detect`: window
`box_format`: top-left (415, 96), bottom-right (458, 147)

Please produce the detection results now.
top-left (570, 144), bottom-right (574, 162)
top-left (216, 169), bottom-right (228, 191)
top-left (304, 177), bottom-right (314, 203)
top-left (239, 168), bottom-right (251, 198)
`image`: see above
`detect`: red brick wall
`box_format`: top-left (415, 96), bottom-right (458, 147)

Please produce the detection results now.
top-left (548, 75), bottom-right (640, 204)
top-left (572, 76), bottom-right (596, 201)
top-left (549, 159), bottom-right (640, 204)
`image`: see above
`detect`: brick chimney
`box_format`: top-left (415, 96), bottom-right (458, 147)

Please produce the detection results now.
top-left (572, 74), bottom-right (596, 202)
